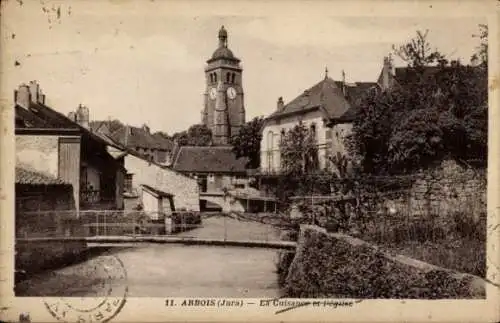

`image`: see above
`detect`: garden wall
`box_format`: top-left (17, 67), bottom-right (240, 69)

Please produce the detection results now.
top-left (406, 159), bottom-right (486, 220)
top-left (283, 225), bottom-right (486, 299)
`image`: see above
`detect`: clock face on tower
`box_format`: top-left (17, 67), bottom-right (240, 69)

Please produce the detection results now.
top-left (209, 87), bottom-right (217, 100)
top-left (227, 87), bottom-right (237, 100)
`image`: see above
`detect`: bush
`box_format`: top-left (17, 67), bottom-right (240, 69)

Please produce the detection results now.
top-left (283, 227), bottom-right (482, 298)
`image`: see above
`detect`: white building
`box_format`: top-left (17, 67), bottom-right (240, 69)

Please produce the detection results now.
top-left (260, 70), bottom-right (378, 173)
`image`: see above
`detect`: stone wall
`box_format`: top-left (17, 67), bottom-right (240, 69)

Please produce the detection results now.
top-left (283, 225), bottom-right (486, 299)
top-left (407, 159), bottom-right (486, 220)
top-left (124, 154), bottom-right (200, 211)
top-left (16, 135), bottom-right (59, 178)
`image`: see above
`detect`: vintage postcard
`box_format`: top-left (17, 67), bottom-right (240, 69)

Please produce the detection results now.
top-left (1, 0), bottom-right (499, 322)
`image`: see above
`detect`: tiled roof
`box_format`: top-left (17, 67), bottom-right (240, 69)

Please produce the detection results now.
top-left (172, 146), bottom-right (248, 173)
top-left (21, 103), bottom-right (78, 129)
top-left (267, 77), bottom-right (377, 122)
top-left (16, 167), bottom-right (68, 185)
top-left (109, 126), bottom-right (173, 151)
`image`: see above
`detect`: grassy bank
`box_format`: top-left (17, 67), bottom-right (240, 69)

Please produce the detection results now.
top-left (282, 226), bottom-right (484, 299)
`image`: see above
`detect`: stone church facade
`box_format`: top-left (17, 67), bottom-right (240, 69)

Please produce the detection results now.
top-left (202, 26), bottom-right (245, 145)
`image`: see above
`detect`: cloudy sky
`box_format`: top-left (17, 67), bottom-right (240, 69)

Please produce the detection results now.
top-left (1, 0), bottom-right (490, 134)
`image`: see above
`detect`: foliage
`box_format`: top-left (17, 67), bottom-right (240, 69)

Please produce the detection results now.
top-left (471, 24), bottom-right (488, 67)
top-left (230, 116), bottom-right (265, 169)
top-left (266, 122), bottom-right (332, 205)
top-left (283, 227), bottom-right (482, 298)
top-left (280, 122), bottom-right (319, 174)
top-left (347, 28), bottom-right (488, 174)
top-left (392, 29), bottom-right (447, 68)
top-left (172, 124), bottom-right (213, 146)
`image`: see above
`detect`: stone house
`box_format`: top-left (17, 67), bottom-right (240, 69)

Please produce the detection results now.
top-left (171, 146), bottom-right (248, 210)
top-left (86, 130), bottom-right (200, 213)
top-left (14, 81), bottom-right (126, 212)
top-left (121, 150), bottom-right (200, 212)
top-left (259, 70), bottom-right (377, 174)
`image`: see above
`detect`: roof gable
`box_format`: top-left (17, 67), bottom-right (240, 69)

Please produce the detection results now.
top-left (172, 146), bottom-right (248, 173)
top-left (266, 77), bottom-right (376, 123)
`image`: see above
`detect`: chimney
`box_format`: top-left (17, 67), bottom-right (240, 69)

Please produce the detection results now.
top-left (14, 84), bottom-right (31, 109)
top-left (277, 97), bottom-right (284, 111)
top-left (382, 56), bottom-right (394, 90)
top-left (76, 104), bottom-right (89, 129)
top-left (67, 111), bottom-right (76, 122)
top-left (28, 80), bottom-right (44, 104)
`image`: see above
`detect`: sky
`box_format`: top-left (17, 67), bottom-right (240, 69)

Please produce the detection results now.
top-left (0, 0), bottom-right (490, 134)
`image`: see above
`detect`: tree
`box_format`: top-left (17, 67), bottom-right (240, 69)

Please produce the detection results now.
top-left (230, 116), bottom-right (265, 169)
top-left (392, 29), bottom-right (447, 68)
top-left (471, 24), bottom-right (488, 67)
top-left (269, 122), bottom-right (326, 202)
top-left (186, 124), bottom-right (212, 146)
top-left (280, 122), bottom-right (319, 175)
top-left (172, 124), bottom-right (213, 147)
top-left (348, 29), bottom-right (488, 174)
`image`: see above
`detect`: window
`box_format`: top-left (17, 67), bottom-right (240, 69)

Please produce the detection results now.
top-left (226, 72), bottom-right (231, 83)
top-left (310, 123), bottom-right (316, 137)
top-left (231, 73), bottom-right (235, 84)
top-left (214, 73), bottom-right (217, 83)
top-left (267, 131), bottom-right (274, 171)
top-left (325, 128), bottom-right (332, 140)
top-left (124, 174), bottom-right (133, 192)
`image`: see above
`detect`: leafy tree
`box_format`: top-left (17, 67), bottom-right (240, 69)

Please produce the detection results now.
top-left (280, 122), bottom-right (319, 175)
top-left (471, 24), bottom-right (488, 67)
top-left (230, 116), bottom-right (265, 169)
top-left (186, 124), bottom-right (212, 146)
top-left (392, 29), bottom-right (447, 68)
top-left (172, 124), bottom-right (213, 147)
top-left (268, 122), bottom-right (327, 203)
top-left (347, 29), bottom-right (488, 174)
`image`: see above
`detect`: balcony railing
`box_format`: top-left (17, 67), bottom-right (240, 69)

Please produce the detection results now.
top-left (81, 189), bottom-right (101, 204)
top-left (80, 190), bottom-right (115, 209)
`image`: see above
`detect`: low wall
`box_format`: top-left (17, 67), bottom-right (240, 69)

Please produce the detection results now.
top-left (164, 212), bottom-right (202, 234)
top-left (283, 225), bottom-right (486, 299)
top-left (15, 240), bottom-right (88, 280)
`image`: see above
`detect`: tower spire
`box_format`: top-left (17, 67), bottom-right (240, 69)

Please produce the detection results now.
top-left (218, 25), bottom-right (228, 48)
top-left (324, 66), bottom-right (328, 79)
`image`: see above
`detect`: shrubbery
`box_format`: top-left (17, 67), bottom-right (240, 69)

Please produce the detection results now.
top-left (283, 227), bottom-right (483, 299)
top-left (170, 209), bottom-right (202, 233)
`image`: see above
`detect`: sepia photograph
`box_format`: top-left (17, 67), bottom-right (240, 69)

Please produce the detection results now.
top-left (0, 0), bottom-right (499, 322)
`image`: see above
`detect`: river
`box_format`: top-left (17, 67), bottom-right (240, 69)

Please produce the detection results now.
top-left (15, 215), bottom-right (284, 298)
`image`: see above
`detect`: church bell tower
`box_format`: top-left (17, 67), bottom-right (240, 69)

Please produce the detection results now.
top-left (202, 26), bottom-right (245, 145)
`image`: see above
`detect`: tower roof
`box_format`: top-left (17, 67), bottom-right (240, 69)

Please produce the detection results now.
top-left (208, 26), bottom-right (240, 63)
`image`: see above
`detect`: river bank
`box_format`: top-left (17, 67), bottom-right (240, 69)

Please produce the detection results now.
top-left (16, 216), bottom-right (285, 297)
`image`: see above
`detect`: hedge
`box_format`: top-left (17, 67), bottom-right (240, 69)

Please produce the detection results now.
top-left (283, 226), bottom-right (484, 299)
